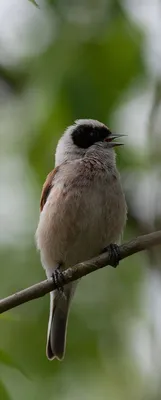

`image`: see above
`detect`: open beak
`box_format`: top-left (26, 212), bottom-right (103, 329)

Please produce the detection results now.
top-left (104, 133), bottom-right (126, 147)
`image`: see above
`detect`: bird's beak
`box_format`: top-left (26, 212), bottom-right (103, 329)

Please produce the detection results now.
top-left (104, 133), bottom-right (126, 147)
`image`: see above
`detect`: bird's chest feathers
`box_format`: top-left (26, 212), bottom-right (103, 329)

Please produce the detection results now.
top-left (83, 173), bottom-right (124, 242)
top-left (36, 162), bottom-right (126, 269)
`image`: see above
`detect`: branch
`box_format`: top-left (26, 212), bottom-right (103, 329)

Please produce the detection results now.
top-left (0, 231), bottom-right (161, 314)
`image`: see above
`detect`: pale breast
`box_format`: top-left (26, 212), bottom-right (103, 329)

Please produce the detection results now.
top-left (36, 161), bottom-right (127, 272)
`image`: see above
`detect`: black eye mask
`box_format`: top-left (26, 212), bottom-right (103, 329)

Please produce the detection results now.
top-left (72, 125), bottom-right (111, 148)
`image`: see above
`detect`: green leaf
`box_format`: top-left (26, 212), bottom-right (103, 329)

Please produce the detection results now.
top-left (29, 0), bottom-right (39, 7)
top-left (0, 381), bottom-right (11, 400)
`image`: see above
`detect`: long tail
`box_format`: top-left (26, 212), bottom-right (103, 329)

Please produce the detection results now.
top-left (46, 283), bottom-right (76, 360)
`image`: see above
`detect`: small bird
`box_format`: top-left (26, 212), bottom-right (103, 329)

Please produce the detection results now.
top-left (36, 119), bottom-right (127, 360)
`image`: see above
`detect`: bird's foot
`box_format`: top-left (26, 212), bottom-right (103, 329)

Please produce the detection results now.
top-left (52, 267), bottom-right (65, 294)
top-left (102, 243), bottom-right (121, 268)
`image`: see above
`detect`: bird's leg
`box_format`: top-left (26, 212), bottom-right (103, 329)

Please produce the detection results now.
top-left (102, 243), bottom-right (121, 268)
top-left (52, 263), bottom-right (65, 294)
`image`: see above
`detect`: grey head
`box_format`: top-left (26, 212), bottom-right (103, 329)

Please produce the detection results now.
top-left (55, 119), bottom-right (123, 167)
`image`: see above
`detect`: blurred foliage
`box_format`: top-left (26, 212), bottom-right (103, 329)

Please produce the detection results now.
top-left (0, 0), bottom-right (161, 399)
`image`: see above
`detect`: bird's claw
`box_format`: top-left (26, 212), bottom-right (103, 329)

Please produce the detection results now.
top-left (52, 269), bottom-right (65, 293)
top-left (102, 243), bottom-right (121, 268)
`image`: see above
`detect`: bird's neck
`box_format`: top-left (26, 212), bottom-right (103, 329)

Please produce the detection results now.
top-left (85, 144), bottom-right (116, 171)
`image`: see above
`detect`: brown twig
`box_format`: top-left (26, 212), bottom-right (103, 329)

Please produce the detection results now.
top-left (0, 231), bottom-right (161, 314)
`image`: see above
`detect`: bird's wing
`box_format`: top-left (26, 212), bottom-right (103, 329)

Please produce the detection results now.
top-left (40, 167), bottom-right (59, 211)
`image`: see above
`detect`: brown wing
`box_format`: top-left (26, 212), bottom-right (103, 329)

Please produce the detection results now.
top-left (40, 167), bottom-right (59, 211)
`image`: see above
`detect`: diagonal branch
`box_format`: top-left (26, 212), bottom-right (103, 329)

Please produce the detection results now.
top-left (0, 231), bottom-right (161, 314)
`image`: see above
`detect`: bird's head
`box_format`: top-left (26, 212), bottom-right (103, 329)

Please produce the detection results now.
top-left (55, 119), bottom-right (124, 166)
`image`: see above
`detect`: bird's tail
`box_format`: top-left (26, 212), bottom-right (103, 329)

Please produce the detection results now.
top-left (46, 284), bottom-right (76, 360)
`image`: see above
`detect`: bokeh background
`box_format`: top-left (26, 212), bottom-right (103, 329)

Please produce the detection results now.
top-left (0, 0), bottom-right (161, 399)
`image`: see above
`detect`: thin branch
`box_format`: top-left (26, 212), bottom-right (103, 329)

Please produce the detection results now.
top-left (0, 231), bottom-right (161, 314)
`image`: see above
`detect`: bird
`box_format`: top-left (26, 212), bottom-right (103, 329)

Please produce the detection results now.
top-left (35, 119), bottom-right (127, 361)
